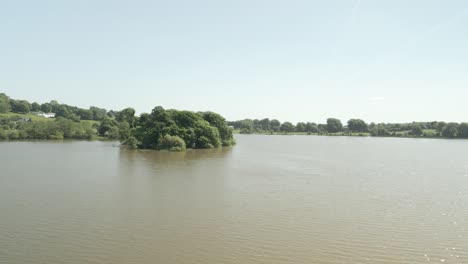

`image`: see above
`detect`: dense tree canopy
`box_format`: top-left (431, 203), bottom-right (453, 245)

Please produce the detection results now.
top-left (31, 102), bottom-right (41, 112)
top-left (347, 119), bottom-right (368, 132)
top-left (326, 118), bottom-right (343, 133)
top-left (123, 106), bottom-right (234, 150)
top-left (442, 123), bottom-right (459, 138)
top-left (10, 100), bottom-right (30, 114)
top-left (280, 122), bottom-right (295, 133)
top-left (458, 123), bottom-right (468, 138)
top-left (41, 103), bottom-right (53, 113)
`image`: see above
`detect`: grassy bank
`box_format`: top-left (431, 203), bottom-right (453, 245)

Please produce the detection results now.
top-left (0, 112), bottom-right (100, 126)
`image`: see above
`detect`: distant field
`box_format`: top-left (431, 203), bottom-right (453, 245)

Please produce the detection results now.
top-left (0, 112), bottom-right (53, 122)
top-left (79, 119), bottom-right (100, 126)
top-left (0, 112), bottom-right (100, 126)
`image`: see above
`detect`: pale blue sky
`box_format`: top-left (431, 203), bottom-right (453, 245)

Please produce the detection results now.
top-left (1, 0), bottom-right (467, 123)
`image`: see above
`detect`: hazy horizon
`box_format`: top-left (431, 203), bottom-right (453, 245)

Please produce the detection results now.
top-left (2, 0), bottom-right (467, 124)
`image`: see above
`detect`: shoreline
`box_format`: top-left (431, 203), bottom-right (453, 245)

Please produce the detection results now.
top-left (233, 132), bottom-right (464, 140)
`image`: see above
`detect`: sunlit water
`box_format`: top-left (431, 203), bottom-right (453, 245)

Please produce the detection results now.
top-left (1, 135), bottom-right (468, 263)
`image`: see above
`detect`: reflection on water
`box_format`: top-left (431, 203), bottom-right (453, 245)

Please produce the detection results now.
top-left (119, 146), bottom-right (233, 166)
top-left (1, 136), bottom-right (468, 264)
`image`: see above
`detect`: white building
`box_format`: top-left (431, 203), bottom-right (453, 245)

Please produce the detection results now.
top-left (35, 112), bottom-right (56, 118)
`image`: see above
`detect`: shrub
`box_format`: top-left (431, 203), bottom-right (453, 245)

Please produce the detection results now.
top-left (125, 136), bottom-right (139, 149)
top-left (0, 128), bottom-right (8, 139)
top-left (157, 135), bottom-right (186, 151)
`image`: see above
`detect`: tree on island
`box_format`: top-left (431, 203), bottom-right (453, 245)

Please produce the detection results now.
top-left (123, 106), bottom-right (234, 150)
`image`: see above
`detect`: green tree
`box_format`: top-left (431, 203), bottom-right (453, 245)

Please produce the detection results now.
top-left (295, 122), bottom-right (306, 132)
top-left (124, 136), bottom-right (140, 149)
top-left (258, 118), bottom-right (270, 131)
top-left (240, 119), bottom-right (254, 134)
top-left (202, 111), bottom-right (235, 146)
top-left (410, 123), bottom-right (423, 136)
top-left (270, 119), bottom-right (281, 132)
top-left (98, 117), bottom-right (119, 138)
top-left (347, 119), bottom-right (368, 132)
top-left (116, 108), bottom-right (136, 126)
top-left (326, 118), bottom-right (342, 133)
top-left (127, 106), bottom-right (231, 150)
top-left (41, 103), bottom-right (53, 113)
top-left (77, 109), bottom-right (94, 120)
top-left (304, 122), bottom-right (318, 133)
top-left (0, 93), bottom-right (11, 113)
top-left (370, 124), bottom-right (390, 136)
top-left (442, 123), bottom-right (459, 138)
top-left (90, 106), bottom-right (107, 121)
top-left (458, 123), bottom-right (468, 138)
top-left (31, 102), bottom-right (41, 112)
top-left (280, 122), bottom-right (295, 133)
top-left (437, 122), bottom-right (447, 132)
top-left (10, 100), bottom-right (30, 114)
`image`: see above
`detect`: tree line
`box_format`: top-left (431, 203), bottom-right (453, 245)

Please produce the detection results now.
top-left (228, 118), bottom-right (468, 139)
top-left (0, 93), bottom-right (235, 150)
top-left (0, 93), bottom-right (113, 122)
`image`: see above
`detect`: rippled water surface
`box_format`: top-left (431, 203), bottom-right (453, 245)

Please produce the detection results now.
top-left (1, 135), bottom-right (468, 263)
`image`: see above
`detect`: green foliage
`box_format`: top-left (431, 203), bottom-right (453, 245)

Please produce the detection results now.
top-left (10, 100), bottom-right (30, 114)
top-left (347, 119), bottom-right (368, 132)
top-left (410, 123), bottom-right (423, 136)
top-left (124, 136), bottom-right (140, 149)
top-left (370, 124), bottom-right (390, 136)
top-left (305, 122), bottom-right (318, 133)
top-left (126, 106), bottom-right (233, 150)
top-left (270, 119), bottom-right (281, 132)
top-left (229, 115), bottom-right (468, 140)
top-left (458, 123), bottom-right (468, 138)
top-left (0, 115), bottom-right (98, 140)
top-left (90, 106), bottom-right (107, 121)
top-left (0, 93), bottom-right (11, 113)
top-left (41, 103), bottom-right (53, 113)
top-left (442, 123), bottom-right (459, 138)
top-left (240, 119), bottom-right (254, 134)
top-left (157, 135), bottom-right (186, 151)
top-left (201, 111), bottom-right (235, 146)
top-left (423, 129), bottom-right (438, 137)
top-left (31, 102), bottom-right (41, 111)
top-left (280, 122), bottom-right (295, 133)
top-left (327, 118), bottom-right (342, 133)
top-left (98, 117), bottom-right (120, 139)
top-left (77, 109), bottom-right (94, 120)
top-left (116, 108), bottom-right (136, 126)
top-left (295, 122), bottom-right (306, 132)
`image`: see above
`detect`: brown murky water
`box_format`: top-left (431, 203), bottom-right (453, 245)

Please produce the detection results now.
top-left (1, 135), bottom-right (468, 263)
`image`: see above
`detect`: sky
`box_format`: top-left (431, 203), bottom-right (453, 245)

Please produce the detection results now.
top-left (1, 0), bottom-right (468, 123)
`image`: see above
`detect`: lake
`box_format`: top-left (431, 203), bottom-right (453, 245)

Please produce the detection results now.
top-left (1, 135), bottom-right (468, 263)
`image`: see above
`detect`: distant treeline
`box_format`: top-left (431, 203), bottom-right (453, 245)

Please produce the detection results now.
top-left (228, 118), bottom-right (468, 139)
top-left (0, 93), bottom-right (235, 150)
